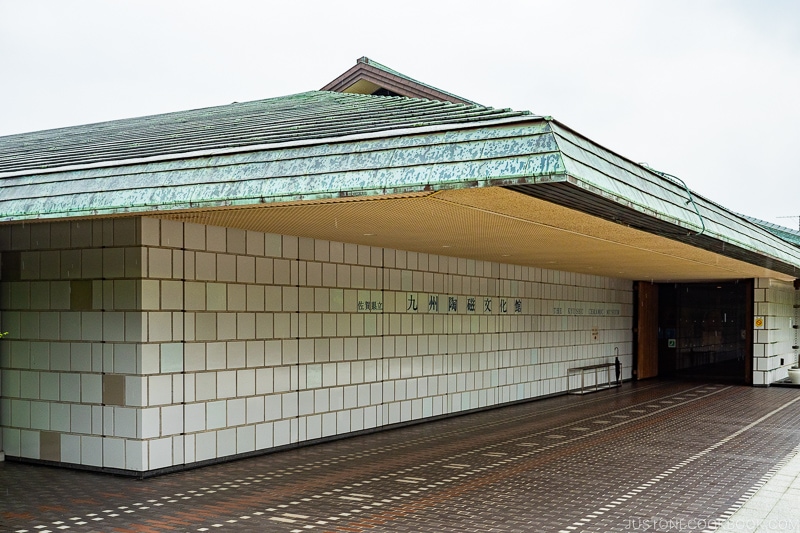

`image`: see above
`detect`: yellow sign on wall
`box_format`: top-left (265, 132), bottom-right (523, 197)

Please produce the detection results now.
top-left (754, 316), bottom-right (765, 329)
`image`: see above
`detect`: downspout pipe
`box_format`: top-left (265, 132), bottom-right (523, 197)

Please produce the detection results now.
top-left (644, 166), bottom-right (706, 237)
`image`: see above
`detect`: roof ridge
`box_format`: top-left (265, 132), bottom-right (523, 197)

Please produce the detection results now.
top-left (322, 57), bottom-right (479, 106)
top-left (359, 56), bottom-right (480, 105)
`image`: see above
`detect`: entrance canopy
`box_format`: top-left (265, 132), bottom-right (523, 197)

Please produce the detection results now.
top-left (2, 70), bottom-right (799, 284)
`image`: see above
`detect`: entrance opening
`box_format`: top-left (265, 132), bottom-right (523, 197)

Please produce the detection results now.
top-left (634, 280), bottom-right (753, 384)
top-left (657, 281), bottom-right (752, 383)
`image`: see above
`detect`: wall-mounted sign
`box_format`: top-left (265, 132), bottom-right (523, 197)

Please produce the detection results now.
top-left (668, 339), bottom-right (676, 348)
top-left (401, 293), bottom-right (524, 315)
top-left (754, 316), bottom-right (765, 329)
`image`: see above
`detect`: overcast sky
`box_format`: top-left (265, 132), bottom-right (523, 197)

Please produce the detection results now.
top-left (1, 1), bottom-right (798, 226)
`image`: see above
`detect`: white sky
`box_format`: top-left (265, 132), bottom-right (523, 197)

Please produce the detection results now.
top-left (1, 0), bottom-right (799, 227)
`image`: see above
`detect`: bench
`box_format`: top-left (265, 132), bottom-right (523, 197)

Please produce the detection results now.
top-left (568, 362), bottom-right (620, 395)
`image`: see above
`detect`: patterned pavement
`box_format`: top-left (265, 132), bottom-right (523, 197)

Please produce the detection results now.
top-left (2, 381), bottom-right (800, 533)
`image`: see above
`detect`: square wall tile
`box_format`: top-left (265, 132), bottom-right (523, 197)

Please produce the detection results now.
top-left (195, 431), bottom-right (217, 462)
top-left (70, 404), bottom-right (91, 433)
top-left (217, 254), bottom-right (236, 282)
top-left (124, 247), bottom-right (143, 278)
top-left (184, 223), bottom-right (205, 251)
top-left (237, 256), bottom-right (255, 283)
top-left (126, 439), bottom-right (148, 471)
top-left (227, 398), bottom-right (245, 426)
top-left (81, 435), bottom-right (103, 467)
top-left (81, 374), bottom-right (102, 404)
top-left (273, 419), bottom-right (291, 446)
top-left (161, 343), bottom-right (184, 373)
top-left (61, 433), bottom-right (80, 464)
top-left (125, 376), bottom-right (145, 407)
top-left (140, 218), bottom-right (160, 246)
top-left (149, 437), bottom-right (174, 470)
top-left (141, 407), bottom-right (160, 438)
top-left (161, 404), bottom-right (184, 436)
top-left (148, 374), bottom-right (173, 405)
top-left (103, 437), bottom-right (126, 469)
top-left (158, 219), bottom-right (183, 248)
top-left (237, 425), bottom-right (255, 454)
top-left (149, 248), bottom-right (172, 279)
top-left (185, 282), bottom-right (206, 311)
top-left (217, 371), bottom-right (236, 398)
top-left (40, 431), bottom-right (61, 462)
top-left (207, 400), bottom-right (227, 429)
top-left (184, 403), bottom-right (206, 433)
top-left (196, 252), bottom-right (217, 281)
top-left (206, 226), bottom-right (226, 253)
top-left (195, 372), bottom-right (217, 401)
top-left (256, 422), bottom-right (273, 449)
top-left (264, 233), bottom-right (281, 257)
top-left (246, 230), bottom-right (264, 256)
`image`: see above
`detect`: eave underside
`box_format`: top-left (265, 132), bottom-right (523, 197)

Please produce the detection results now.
top-left (150, 186), bottom-right (798, 283)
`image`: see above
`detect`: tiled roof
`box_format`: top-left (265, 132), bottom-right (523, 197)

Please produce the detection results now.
top-left (0, 91), bottom-right (528, 175)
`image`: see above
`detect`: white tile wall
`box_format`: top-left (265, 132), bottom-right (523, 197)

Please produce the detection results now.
top-left (753, 278), bottom-right (798, 383)
top-left (1, 217), bottom-right (641, 472)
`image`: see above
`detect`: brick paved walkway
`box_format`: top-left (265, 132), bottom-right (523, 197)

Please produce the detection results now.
top-left (2, 381), bottom-right (800, 533)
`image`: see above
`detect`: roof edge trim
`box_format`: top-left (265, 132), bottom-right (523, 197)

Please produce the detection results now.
top-left (0, 172), bottom-right (571, 223)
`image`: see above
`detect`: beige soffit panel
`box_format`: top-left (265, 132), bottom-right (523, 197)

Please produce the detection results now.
top-left (155, 187), bottom-right (793, 282)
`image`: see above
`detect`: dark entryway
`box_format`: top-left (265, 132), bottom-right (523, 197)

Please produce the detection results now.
top-left (635, 280), bottom-right (753, 384)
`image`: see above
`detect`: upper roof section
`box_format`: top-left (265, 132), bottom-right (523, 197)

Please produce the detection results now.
top-left (745, 216), bottom-right (800, 247)
top-left (0, 91), bottom-right (528, 175)
top-left (321, 56), bottom-right (479, 105)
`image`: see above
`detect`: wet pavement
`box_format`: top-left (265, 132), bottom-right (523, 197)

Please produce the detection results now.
top-left (2, 381), bottom-right (800, 533)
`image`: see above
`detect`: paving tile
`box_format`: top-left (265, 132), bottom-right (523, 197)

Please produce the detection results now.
top-left (2, 382), bottom-right (800, 532)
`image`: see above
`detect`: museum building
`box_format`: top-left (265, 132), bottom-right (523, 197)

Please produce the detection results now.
top-left (1, 58), bottom-right (799, 475)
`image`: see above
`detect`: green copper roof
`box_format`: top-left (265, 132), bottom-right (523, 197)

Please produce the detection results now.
top-left (0, 91), bottom-right (526, 174)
